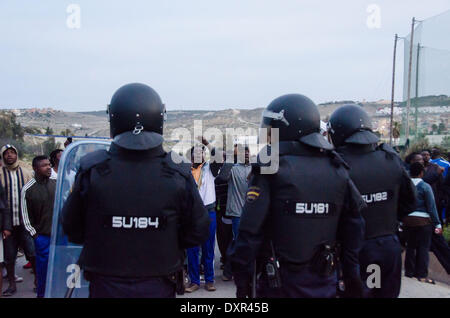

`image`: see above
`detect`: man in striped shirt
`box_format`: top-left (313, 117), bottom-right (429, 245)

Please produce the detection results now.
top-left (21, 155), bottom-right (56, 298)
top-left (0, 144), bottom-right (34, 296)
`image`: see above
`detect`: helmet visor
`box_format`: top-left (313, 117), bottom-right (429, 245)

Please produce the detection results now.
top-left (113, 131), bottom-right (164, 150)
top-left (300, 132), bottom-right (334, 150)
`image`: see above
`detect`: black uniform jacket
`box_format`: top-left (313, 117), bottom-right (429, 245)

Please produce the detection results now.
top-left (231, 141), bottom-right (366, 281)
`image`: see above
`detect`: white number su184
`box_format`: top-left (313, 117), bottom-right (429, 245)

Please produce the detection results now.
top-left (112, 216), bottom-right (159, 229)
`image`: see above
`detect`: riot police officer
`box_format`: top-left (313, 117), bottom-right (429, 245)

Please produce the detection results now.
top-left (231, 94), bottom-right (367, 298)
top-left (61, 83), bottom-right (210, 298)
top-left (328, 105), bottom-right (417, 298)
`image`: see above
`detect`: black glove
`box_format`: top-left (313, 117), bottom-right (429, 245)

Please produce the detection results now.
top-left (343, 276), bottom-right (364, 298)
top-left (233, 271), bottom-right (252, 298)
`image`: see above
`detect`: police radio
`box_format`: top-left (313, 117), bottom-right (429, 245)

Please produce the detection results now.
top-left (266, 241), bottom-right (282, 288)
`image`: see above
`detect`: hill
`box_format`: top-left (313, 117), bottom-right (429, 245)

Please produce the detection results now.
top-left (5, 101), bottom-right (388, 142)
top-left (398, 95), bottom-right (450, 107)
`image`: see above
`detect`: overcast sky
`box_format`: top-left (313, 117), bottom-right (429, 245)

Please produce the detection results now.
top-left (0, 0), bottom-right (449, 111)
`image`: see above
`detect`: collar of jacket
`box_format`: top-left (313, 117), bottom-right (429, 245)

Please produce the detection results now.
top-left (35, 175), bottom-right (50, 184)
top-left (278, 141), bottom-right (327, 157)
top-left (109, 142), bottom-right (166, 160)
top-left (337, 143), bottom-right (376, 156)
top-left (3, 160), bottom-right (20, 171)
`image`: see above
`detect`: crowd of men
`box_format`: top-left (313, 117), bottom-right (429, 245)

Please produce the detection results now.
top-left (0, 83), bottom-right (449, 298)
top-left (0, 138), bottom-right (71, 297)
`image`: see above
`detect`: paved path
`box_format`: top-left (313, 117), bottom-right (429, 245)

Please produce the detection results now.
top-left (179, 245), bottom-right (450, 298)
top-left (3, 245), bottom-right (449, 298)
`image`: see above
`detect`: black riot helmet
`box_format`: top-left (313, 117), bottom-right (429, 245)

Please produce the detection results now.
top-left (107, 83), bottom-right (167, 150)
top-left (328, 104), bottom-right (379, 148)
top-left (260, 94), bottom-right (333, 150)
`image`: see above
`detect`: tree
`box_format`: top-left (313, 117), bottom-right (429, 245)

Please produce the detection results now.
top-left (438, 122), bottom-right (446, 134)
top-left (0, 111), bottom-right (25, 141)
top-left (432, 124), bottom-right (438, 134)
top-left (407, 137), bottom-right (430, 158)
top-left (417, 130), bottom-right (427, 139)
top-left (45, 126), bottom-right (54, 135)
top-left (441, 136), bottom-right (450, 150)
top-left (393, 122), bottom-right (401, 139)
top-left (42, 137), bottom-right (57, 156)
top-left (60, 128), bottom-right (73, 136)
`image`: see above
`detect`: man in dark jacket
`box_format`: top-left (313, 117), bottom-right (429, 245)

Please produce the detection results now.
top-left (215, 145), bottom-right (250, 281)
top-left (404, 162), bottom-right (442, 283)
top-left (21, 155), bottom-right (56, 298)
top-left (214, 148), bottom-right (234, 280)
top-left (422, 149), bottom-right (445, 224)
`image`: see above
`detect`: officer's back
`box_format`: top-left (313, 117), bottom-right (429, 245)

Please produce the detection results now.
top-left (268, 141), bottom-right (352, 265)
top-left (231, 94), bottom-right (366, 298)
top-left (328, 105), bottom-right (416, 298)
top-left (338, 144), bottom-right (412, 239)
top-left (62, 83), bottom-right (210, 298)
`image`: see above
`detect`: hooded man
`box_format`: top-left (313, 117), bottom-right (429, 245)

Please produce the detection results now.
top-left (0, 144), bottom-right (35, 296)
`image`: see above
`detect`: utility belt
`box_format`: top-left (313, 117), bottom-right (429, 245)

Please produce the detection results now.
top-left (84, 269), bottom-right (185, 295)
top-left (264, 242), bottom-right (339, 283)
top-left (279, 261), bottom-right (309, 272)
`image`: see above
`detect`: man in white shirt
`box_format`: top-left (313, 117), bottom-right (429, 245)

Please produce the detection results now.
top-left (185, 138), bottom-right (221, 293)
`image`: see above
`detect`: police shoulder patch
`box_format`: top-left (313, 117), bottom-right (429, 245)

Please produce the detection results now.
top-left (246, 186), bottom-right (261, 203)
